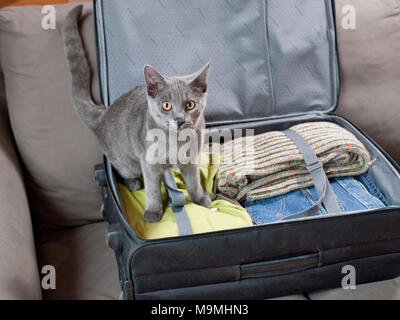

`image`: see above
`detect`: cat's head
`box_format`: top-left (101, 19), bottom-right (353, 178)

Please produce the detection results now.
top-left (143, 62), bottom-right (210, 131)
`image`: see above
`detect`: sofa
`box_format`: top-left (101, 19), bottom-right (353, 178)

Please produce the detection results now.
top-left (0, 1), bottom-right (399, 300)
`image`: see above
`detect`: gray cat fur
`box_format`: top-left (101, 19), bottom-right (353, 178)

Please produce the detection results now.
top-left (62, 5), bottom-right (211, 222)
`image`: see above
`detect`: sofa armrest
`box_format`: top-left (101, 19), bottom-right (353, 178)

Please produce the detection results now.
top-left (0, 70), bottom-right (42, 299)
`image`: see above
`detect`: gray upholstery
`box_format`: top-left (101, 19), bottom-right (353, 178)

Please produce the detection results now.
top-left (0, 3), bottom-right (103, 229)
top-left (0, 66), bottom-right (42, 300)
top-left (309, 277), bottom-right (400, 300)
top-left (335, 0), bottom-right (400, 165)
top-left (0, 1), bottom-right (398, 299)
top-left (36, 222), bottom-right (120, 300)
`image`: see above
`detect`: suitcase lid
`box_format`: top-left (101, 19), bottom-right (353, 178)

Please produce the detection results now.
top-left (94, 0), bottom-right (339, 126)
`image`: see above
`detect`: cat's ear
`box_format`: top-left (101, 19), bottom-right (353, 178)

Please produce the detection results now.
top-left (144, 65), bottom-right (165, 97)
top-left (190, 61), bottom-right (211, 94)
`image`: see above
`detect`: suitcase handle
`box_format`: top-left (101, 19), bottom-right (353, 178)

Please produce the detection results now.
top-left (106, 223), bottom-right (123, 251)
top-left (240, 252), bottom-right (319, 279)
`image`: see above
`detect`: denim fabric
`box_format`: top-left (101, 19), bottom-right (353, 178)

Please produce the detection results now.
top-left (355, 173), bottom-right (389, 206)
top-left (243, 173), bottom-right (387, 225)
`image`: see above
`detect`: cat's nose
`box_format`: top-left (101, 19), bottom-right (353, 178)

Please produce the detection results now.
top-left (175, 116), bottom-right (185, 128)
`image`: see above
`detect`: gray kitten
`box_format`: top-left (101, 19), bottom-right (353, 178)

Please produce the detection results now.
top-left (62, 5), bottom-right (211, 222)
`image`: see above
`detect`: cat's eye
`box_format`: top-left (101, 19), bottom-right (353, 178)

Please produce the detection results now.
top-left (185, 100), bottom-right (196, 111)
top-left (162, 101), bottom-right (172, 111)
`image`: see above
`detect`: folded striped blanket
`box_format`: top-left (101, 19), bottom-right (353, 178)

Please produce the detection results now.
top-left (216, 122), bottom-right (372, 202)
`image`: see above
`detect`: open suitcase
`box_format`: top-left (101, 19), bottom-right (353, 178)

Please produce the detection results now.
top-left (92, 0), bottom-right (400, 299)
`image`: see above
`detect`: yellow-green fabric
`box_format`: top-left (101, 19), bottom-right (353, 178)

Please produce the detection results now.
top-left (118, 153), bottom-right (252, 239)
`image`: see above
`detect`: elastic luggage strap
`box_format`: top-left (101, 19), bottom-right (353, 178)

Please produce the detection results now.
top-left (282, 129), bottom-right (342, 219)
top-left (163, 170), bottom-right (193, 236)
top-left (163, 129), bottom-right (341, 233)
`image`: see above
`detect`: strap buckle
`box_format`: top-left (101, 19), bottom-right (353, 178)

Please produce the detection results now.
top-left (165, 186), bottom-right (187, 208)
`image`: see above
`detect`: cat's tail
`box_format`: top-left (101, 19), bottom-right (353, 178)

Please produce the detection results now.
top-left (62, 5), bottom-right (105, 130)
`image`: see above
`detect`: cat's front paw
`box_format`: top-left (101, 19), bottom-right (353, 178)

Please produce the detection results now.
top-left (143, 209), bottom-right (164, 223)
top-left (193, 191), bottom-right (212, 208)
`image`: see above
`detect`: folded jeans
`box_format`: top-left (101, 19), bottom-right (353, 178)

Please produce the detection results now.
top-left (242, 173), bottom-right (387, 225)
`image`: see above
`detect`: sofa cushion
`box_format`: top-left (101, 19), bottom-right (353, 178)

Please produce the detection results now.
top-left (335, 0), bottom-right (400, 164)
top-left (0, 68), bottom-right (42, 300)
top-left (0, 1), bottom-right (68, 10)
top-left (36, 221), bottom-right (120, 299)
top-left (309, 277), bottom-right (400, 300)
top-left (0, 4), bottom-right (103, 228)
